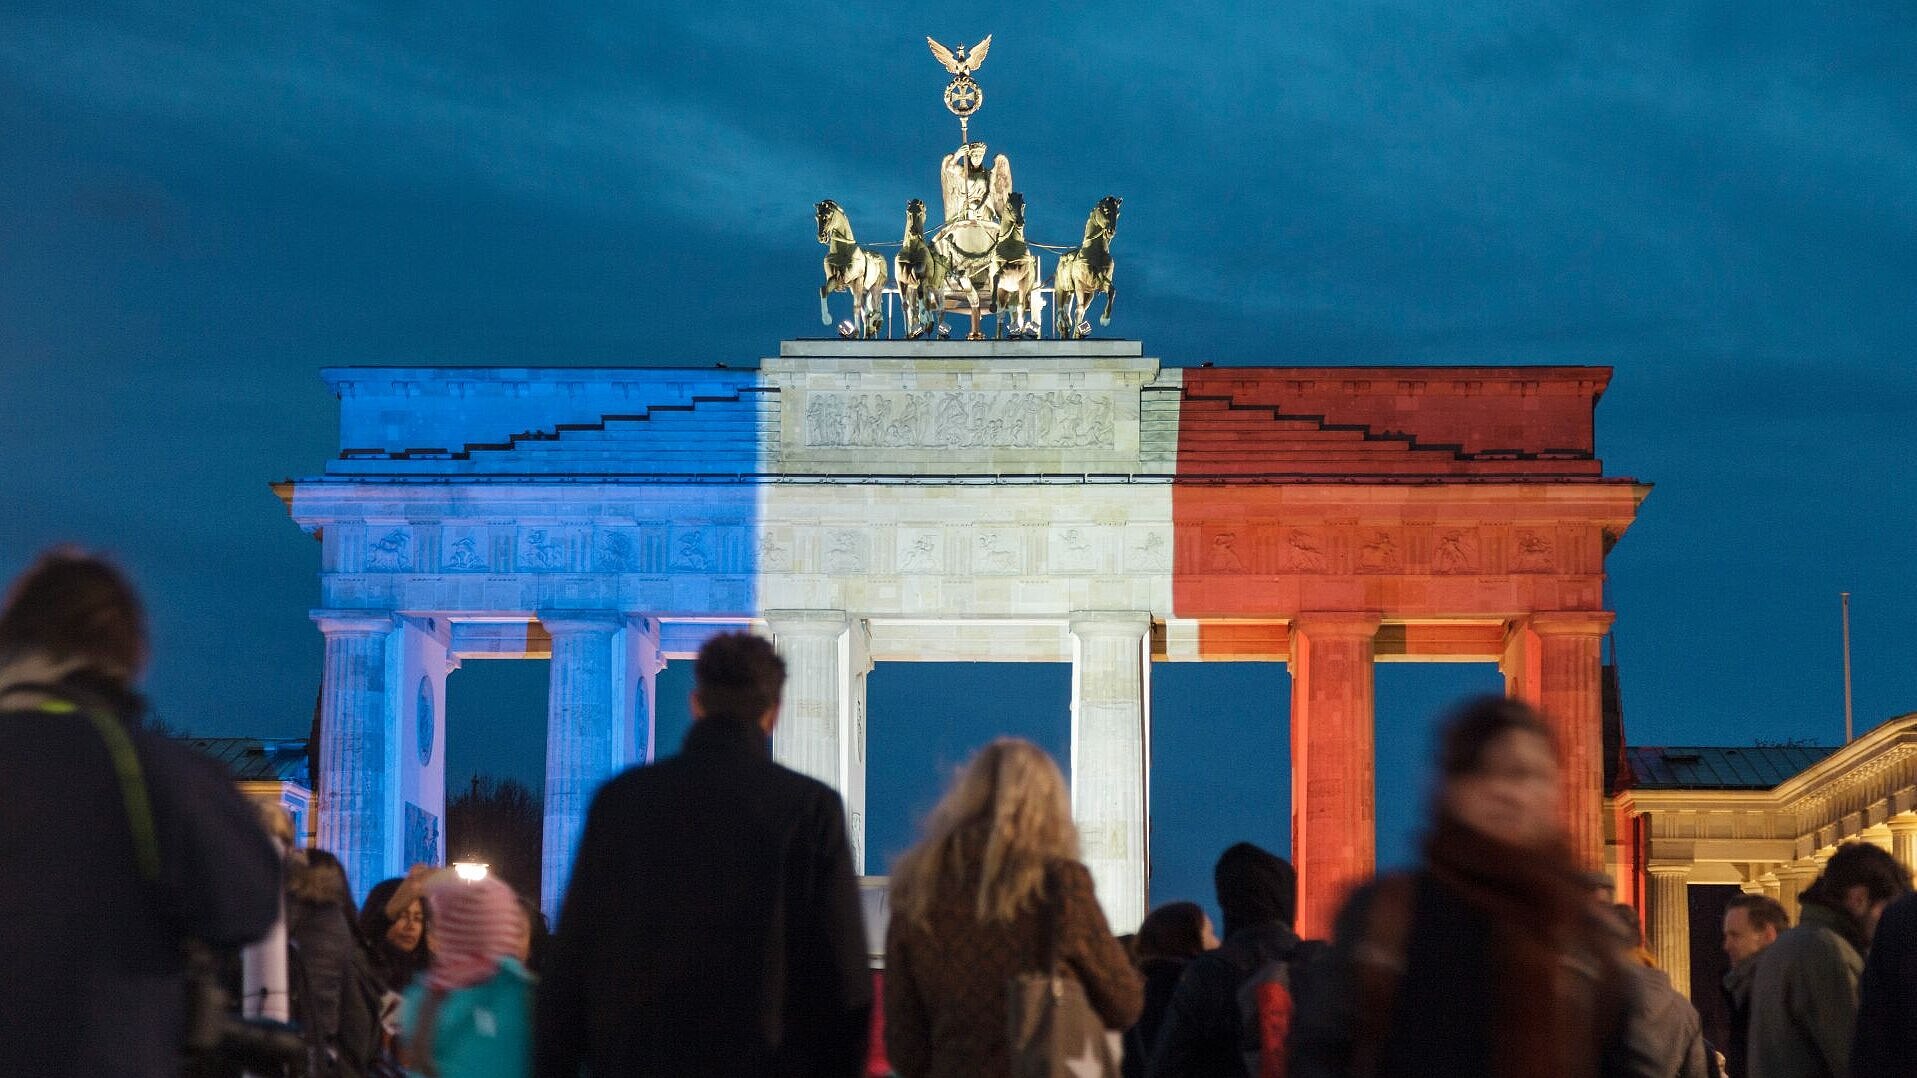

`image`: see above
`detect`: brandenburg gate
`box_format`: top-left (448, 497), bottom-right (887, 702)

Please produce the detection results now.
top-left (279, 342), bottom-right (1646, 931)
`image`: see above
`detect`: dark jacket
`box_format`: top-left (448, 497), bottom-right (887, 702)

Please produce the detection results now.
top-left (534, 717), bottom-right (872, 1078)
top-left (1621, 963), bottom-right (1708, 1078)
top-left (1288, 872), bottom-right (1636, 1078)
top-left (1722, 952), bottom-right (1759, 1078)
top-left (0, 692), bottom-right (281, 1077)
top-left (1124, 957), bottom-right (1187, 1078)
top-left (1746, 900), bottom-right (1862, 1078)
top-left (288, 899), bottom-right (383, 1074)
top-left (883, 858), bottom-right (1142, 1078)
top-left (1852, 891), bottom-right (1917, 1078)
top-left (1150, 921), bottom-right (1308, 1078)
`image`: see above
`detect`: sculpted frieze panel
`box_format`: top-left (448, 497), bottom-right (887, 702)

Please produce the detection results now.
top-left (801, 389), bottom-right (1116, 450)
top-left (367, 528), bottom-right (412, 571)
top-left (973, 529), bottom-right (1024, 575)
top-left (442, 530), bottom-right (489, 571)
top-left (896, 529), bottom-right (943, 574)
top-left (1512, 529), bottom-right (1556, 573)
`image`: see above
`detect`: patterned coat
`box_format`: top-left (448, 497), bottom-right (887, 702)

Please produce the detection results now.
top-left (883, 859), bottom-right (1143, 1078)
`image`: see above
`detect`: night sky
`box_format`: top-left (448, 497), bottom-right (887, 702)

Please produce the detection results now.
top-left (5, 3), bottom-right (1914, 917)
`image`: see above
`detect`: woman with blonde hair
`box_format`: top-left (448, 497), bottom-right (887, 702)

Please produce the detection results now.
top-left (883, 737), bottom-right (1142, 1077)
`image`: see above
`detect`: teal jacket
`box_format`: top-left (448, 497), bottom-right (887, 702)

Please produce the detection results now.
top-left (401, 958), bottom-right (534, 1078)
top-left (1745, 902), bottom-right (1863, 1078)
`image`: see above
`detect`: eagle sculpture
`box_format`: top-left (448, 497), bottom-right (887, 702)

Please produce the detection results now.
top-left (927, 35), bottom-right (992, 77)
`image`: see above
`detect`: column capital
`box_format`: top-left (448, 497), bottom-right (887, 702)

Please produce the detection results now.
top-left (1068, 611), bottom-right (1152, 639)
top-left (1289, 612), bottom-right (1383, 639)
top-left (537, 610), bottom-right (624, 636)
top-left (764, 609), bottom-right (851, 636)
top-left (1526, 610), bottom-right (1616, 637)
top-left (311, 609), bottom-right (395, 636)
top-left (1885, 815), bottom-right (1917, 834)
top-left (1647, 860), bottom-right (1693, 879)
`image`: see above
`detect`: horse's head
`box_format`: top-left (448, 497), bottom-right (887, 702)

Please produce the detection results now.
top-left (906, 198), bottom-right (926, 230)
top-left (1006, 191), bottom-right (1026, 224)
top-left (816, 200), bottom-right (841, 242)
top-left (1097, 195), bottom-right (1122, 233)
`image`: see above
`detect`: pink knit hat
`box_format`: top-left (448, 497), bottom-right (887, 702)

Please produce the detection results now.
top-left (424, 876), bottom-right (525, 991)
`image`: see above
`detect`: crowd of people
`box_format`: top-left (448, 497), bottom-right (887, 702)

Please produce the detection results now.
top-left (3, 549), bottom-right (1915, 1078)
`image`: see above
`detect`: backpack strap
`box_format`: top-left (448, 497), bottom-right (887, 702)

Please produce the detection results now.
top-left (38, 697), bottom-right (161, 883)
top-left (1350, 873), bottom-right (1416, 1078)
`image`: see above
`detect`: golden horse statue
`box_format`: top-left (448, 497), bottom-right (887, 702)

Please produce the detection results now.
top-left (990, 191), bottom-right (1041, 339)
top-left (815, 199), bottom-right (888, 339)
top-left (1054, 195), bottom-right (1121, 339)
top-left (894, 199), bottom-right (952, 340)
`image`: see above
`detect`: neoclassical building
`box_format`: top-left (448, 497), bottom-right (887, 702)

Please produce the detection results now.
top-left (279, 340), bottom-right (1647, 929)
top-left (1614, 712), bottom-right (1917, 998)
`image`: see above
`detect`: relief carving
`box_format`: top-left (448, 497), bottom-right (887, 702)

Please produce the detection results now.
top-left (367, 529), bottom-right (411, 571)
top-left (1129, 531), bottom-right (1171, 572)
top-left (899, 533), bottom-right (940, 573)
top-left (442, 533), bottom-right (486, 571)
top-left (757, 530), bottom-right (793, 572)
top-left (1433, 530), bottom-right (1477, 574)
top-left (1208, 532), bottom-right (1243, 572)
top-left (802, 390), bottom-right (1117, 450)
top-left (522, 530), bottom-right (568, 570)
top-left (672, 529), bottom-right (712, 571)
top-left (824, 530), bottom-right (867, 573)
top-left (975, 531), bottom-right (1021, 574)
top-left (1513, 530), bottom-right (1555, 573)
top-left (1054, 528), bottom-right (1096, 571)
top-left (595, 530), bottom-right (635, 572)
top-left (1357, 531), bottom-right (1398, 573)
top-left (1286, 530), bottom-right (1328, 572)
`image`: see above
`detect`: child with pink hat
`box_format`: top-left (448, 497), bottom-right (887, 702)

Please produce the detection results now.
top-left (398, 873), bottom-right (533, 1078)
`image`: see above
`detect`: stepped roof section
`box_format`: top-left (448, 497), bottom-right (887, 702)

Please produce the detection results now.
top-left (298, 341), bottom-right (1636, 484)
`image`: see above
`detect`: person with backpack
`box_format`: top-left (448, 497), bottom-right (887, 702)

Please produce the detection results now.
top-left (1149, 842), bottom-right (1313, 1078)
top-left (0, 550), bottom-right (282, 1076)
top-left (1287, 696), bottom-right (1638, 1078)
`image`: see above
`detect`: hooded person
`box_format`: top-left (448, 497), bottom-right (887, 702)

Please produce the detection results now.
top-left (400, 874), bottom-right (533, 1078)
top-left (1148, 843), bottom-right (1310, 1077)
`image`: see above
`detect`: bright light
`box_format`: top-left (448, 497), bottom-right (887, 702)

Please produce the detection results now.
top-left (452, 861), bottom-right (489, 881)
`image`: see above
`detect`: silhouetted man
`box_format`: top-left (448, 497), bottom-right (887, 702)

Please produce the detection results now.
top-left (535, 632), bottom-right (871, 1078)
top-left (1747, 843), bottom-right (1910, 1078)
top-left (1851, 888), bottom-right (1917, 1078)
top-left (1720, 893), bottom-right (1787, 1078)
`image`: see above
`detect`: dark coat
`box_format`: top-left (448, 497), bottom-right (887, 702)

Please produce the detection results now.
top-left (1123, 957), bottom-right (1187, 1078)
top-left (1721, 953), bottom-right (1759, 1078)
top-left (1288, 873), bottom-right (1636, 1078)
top-left (1852, 891), bottom-right (1917, 1078)
top-left (1746, 900), bottom-right (1862, 1078)
top-left (0, 697), bottom-right (281, 1077)
top-left (533, 717), bottom-right (872, 1078)
top-left (1149, 921), bottom-right (1310, 1078)
top-left (288, 899), bottom-right (383, 1074)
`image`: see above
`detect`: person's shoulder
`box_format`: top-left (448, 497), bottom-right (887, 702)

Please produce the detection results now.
top-left (765, 760), bottom-right (848, 812)
top-left (131, 727), bottom-right (250, 793)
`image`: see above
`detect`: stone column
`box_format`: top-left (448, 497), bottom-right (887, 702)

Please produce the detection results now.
top-left (539, 612), bottom-right (623, 917)
top-left (313, 611), bottom-right (398, 907)
top-left (1070, 612), bottom-right (1152, 934)
top-left (767, 611), bottom-right (871, 873)
top-left (1648, 862), bottom-right (1692, 997)
top-left (1290, 613), bottom-right (1381, 939)
top-left (1776, 859), bottom-right (1820, 922)
top-left (1507, 612), bottom-right (1615, 868)
top-left (1888, 815), bottom-right (1917, 884)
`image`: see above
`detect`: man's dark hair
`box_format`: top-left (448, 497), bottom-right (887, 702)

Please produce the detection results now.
top-left (1134, 900), bottom-right (1208, 963)
top-left (1438, 695), bottom-right (1557, 778)
top-left (0, 550), bottom-right (147, 679)
top-left (694, 632), bottom-right (786, 724)
top-left (1726, 893), bottom-right (1790, 935)
top-left (1805, 842), bottom-right (1913, 907)
top-left (1214, 841), bottom-right (1296, 938)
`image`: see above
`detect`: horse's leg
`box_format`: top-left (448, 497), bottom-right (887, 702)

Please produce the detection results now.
top-left (1100, 276), bottom-right (1117, 326)
top-left (820, 275), bottom-right (834, 326)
